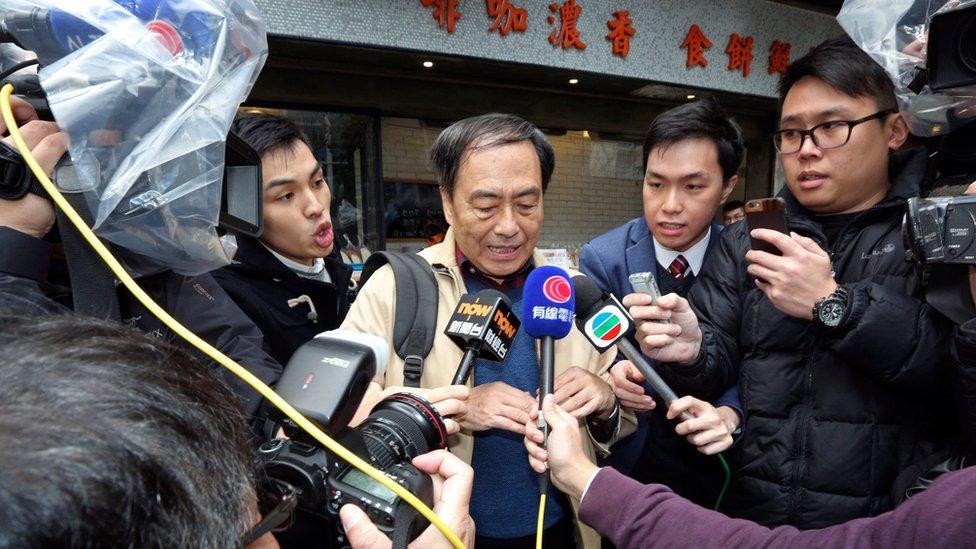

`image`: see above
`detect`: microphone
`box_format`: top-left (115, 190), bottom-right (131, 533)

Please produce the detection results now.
top-left (522, 265), bottom-right (575, 495)
top-left (274, 329), bottom-right (390, 435)
top-left (572, 275), bottom-right (693, 422)
top-left (445, 289), bottom-right (520, 385)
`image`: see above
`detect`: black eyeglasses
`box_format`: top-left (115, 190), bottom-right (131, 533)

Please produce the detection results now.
top-left (772, 110), bottom-right (894, 154)
top-left (241, 477), bottom-right (298, 546)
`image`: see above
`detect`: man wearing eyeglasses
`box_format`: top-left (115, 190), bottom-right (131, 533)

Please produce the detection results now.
top-left (625, 35), bottom-right (954, 529)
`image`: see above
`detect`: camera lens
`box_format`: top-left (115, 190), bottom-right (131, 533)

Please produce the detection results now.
top-left (357, 393), bottom-right (449, 471)
top-left (959, 15), bottom-right (976, 74)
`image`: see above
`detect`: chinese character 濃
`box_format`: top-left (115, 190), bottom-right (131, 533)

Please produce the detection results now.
top-left (547, 0), bottom-right (586, 50)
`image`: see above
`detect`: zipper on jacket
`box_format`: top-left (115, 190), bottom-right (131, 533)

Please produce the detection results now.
top-left (788, 352), bottom-right (816, 525)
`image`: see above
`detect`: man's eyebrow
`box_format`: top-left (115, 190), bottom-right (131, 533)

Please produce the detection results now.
top-left (469, 189), bottom-right (502, 200)
top-left (781, 107), bottom-right (850, 125)
top-left (265, 177), bottom-right (296, 189)
top-left (514, 187), bottom-right (541, 199)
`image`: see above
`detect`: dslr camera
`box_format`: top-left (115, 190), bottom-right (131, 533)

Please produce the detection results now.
top-left (904, 196), bottom-right (976, 264)
top-left (255, 330), bottom-right (450, 548)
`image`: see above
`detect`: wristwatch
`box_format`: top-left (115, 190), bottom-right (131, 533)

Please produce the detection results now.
top-left (812, 285), bottom-right (850, 330)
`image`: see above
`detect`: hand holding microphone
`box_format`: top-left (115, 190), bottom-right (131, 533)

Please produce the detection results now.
top-left (572, 276), bottom-right (694, 422)
top-left (521, 266), bottom-right (576, 495)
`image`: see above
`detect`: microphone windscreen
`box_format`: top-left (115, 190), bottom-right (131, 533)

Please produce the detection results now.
top-left (522, 266), bottom-right (575, 339)
top-left (315, 329), bottom-right (390, 377)
top-left (572, 275), bottom-right (606, 317)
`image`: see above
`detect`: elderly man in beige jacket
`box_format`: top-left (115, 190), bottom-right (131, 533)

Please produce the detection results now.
top-left (343, 113), bottom-right (634, 549)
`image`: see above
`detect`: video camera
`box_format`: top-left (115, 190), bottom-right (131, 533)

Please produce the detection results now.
top-left (904, 196), bottom-right (976, 265)
top-left (0, 0), bottom-right (267, 275)
top-left (256, 330), bottom-right (450, 548)
top-left (0, 2), bottom-right (263, 238)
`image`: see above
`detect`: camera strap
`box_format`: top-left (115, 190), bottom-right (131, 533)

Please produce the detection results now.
top-left (359, 252), bottom-right (438, 388)
top-left (55, 191), bottom-right (121, 320)
top-left (391, 503), bottom-right (417, 549)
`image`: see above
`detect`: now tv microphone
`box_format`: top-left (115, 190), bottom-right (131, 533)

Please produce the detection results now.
top-left (572, 275), bottom-right (692, 421)
top-left (274, 329), bottom-right (390, 435)
top-left (445, 289), bottom-right (520, 385)
top-left (522, 265), bottom-right (575, 495)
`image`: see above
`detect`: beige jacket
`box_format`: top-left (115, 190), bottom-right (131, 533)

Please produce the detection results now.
top-left (342, 228), bottom-right (635, 549)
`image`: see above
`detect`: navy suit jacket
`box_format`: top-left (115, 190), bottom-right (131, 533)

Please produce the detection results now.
top-left (579, 217), bottom-right (741, 476)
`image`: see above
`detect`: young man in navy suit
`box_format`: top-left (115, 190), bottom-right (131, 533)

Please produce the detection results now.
top-left (579, 98), bottom-right (744, 507)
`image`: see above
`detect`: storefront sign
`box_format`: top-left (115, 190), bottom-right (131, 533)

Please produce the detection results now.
top-left (255, 0), bottom-right (840, 98)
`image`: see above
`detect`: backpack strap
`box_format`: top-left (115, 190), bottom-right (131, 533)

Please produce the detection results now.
top-left (360, 252), bottom-right (438, 388)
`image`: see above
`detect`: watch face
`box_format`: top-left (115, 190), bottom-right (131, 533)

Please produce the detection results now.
top-left (819, 299), bottom-right (845, 327)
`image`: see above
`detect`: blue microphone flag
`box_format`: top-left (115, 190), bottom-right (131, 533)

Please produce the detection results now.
top-left (521, 265), bottom-right (575, 339)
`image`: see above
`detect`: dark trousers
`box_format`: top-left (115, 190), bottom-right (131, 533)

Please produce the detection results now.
top-left (475, 513), bottom-right (576, 549)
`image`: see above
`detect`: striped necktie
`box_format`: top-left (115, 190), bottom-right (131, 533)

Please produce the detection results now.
top-left (668, 254), bottom-right (690, 278)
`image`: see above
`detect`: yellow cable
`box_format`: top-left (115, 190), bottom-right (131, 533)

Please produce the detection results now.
top-left (0, 83), bottom-right (465, 549)
top-left (535, 492), bottom-right (546, 549)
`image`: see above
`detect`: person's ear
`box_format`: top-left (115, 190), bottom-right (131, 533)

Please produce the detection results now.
top-left (887, 112), bottom-right (909, 151)
top-left (440, 189), bottom-right (456, 227)
top-left (721, 175), bottom-right (739, 203)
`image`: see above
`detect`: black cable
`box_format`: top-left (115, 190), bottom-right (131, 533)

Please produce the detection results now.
top-left (0, 59), bottom-right (39, 82)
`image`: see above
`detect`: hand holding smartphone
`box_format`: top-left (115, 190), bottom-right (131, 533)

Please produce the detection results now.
top-left (745, 197), bottom-right (789, 256)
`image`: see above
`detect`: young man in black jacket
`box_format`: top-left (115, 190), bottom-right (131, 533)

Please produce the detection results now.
top-left (628, 36), bottom-right (954, 528)
top-left (212, 114), bottom-right (351, 365)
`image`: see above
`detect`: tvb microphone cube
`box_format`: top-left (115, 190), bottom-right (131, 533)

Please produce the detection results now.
top-left (444, 289), bottom-right (519, 361)
top-left (572, 275), bottom-right (636, 350)
top-left (522, 265), bottom-right (576, 339)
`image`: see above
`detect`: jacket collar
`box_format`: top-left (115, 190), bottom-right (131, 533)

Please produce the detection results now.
top-left (625, 217), bottom-right (723, 275)
top-left (230, 234), bottom-right (350, 282)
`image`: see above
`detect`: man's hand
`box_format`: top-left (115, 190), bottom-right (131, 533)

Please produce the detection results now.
top-left (392, 385), bottom-right (469, 436)
top-left (0, 96), bottom-right (67, 238)
top-left (552, 366), bottom-right (616, 419)
top-left (339, 449), bottom-right (475, 549)
top-left (624, 292), bottom-right (702, 365)
top-left (461, 381), bottom-right (535, 434)
top-left (524, 395), bottom-right (599, 500)
top-left (352, 384), bottom-right (468, 436)
top-left (607, 360), bottom-right (656, 412)
top-left (667, 397), bottom-right (739, 455)
top-left (746, 229), bottom-right (837, 320)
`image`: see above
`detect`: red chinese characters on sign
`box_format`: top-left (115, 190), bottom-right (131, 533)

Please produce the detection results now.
top-left (420, 0), bottom-right (461, 34)
top-left (547, 0), bottom-right (586, 50)
top-left (486, 0), bottom-right (527, 36)
top-left (768, 40), bottom-right (792, 75)
top-left (680, 24), bottom-right (712, 69)
top-left (605, 10), bottom-right (636, 59)
top-left (725, 33), bottom-right (754, 77)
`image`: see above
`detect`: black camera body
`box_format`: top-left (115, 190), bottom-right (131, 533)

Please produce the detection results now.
top-left (904, 195), bottom-right (976, 264)
top-left (928, 3), bottom-right (976, 91)
top-left (259, 391), bottom-right (448, 548)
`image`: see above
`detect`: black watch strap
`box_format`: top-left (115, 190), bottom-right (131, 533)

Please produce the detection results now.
top-left (0, 140), bottom-right (48, 201)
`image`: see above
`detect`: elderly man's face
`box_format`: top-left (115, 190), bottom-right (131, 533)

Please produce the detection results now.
top-left (441, 140), bottom-right (543, 278)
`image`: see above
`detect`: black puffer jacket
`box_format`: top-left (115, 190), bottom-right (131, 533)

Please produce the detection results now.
top-left (664, 148), bottom-right (954, 528)
top-left (211, 235), bottom-right (352, 366)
